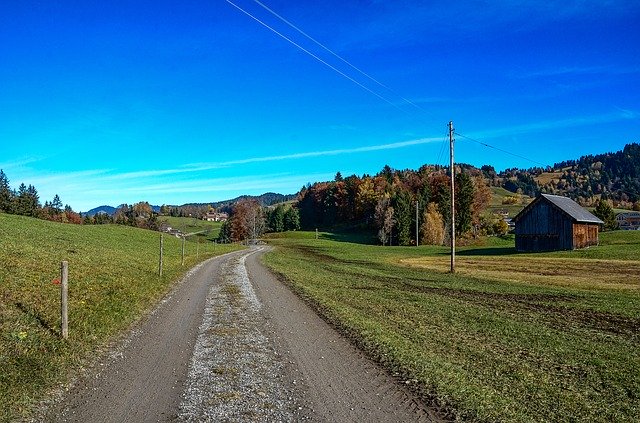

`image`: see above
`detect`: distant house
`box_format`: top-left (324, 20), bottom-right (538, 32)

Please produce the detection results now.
top-left (513, 194), bottom-right (603, 252)
top-left (203, 211), bottom-right (228, 222)
top-left (616, 212), bottom-right (640, 230)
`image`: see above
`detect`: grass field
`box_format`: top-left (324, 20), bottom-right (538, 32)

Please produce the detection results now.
top-left (263, 230), bottom-right (640, 422)
top-left (158, 216), bottom-right (223, 241)
top-left (0, 213), bottom-right (241, 421)
top-left (487, 186), bottom-right (532, 217)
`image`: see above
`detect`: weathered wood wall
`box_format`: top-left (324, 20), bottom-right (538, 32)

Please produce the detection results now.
top-left (515, 201), bottom-right (573, 251)
top-left (572, 223), bottom-right (599, 249)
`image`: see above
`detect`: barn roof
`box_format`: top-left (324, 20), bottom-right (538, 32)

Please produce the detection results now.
top-left (514, 194), bottom-right (604, 224)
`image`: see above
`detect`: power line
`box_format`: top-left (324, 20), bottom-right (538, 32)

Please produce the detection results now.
top-left (227, 0), bottom-right (454, 163)
top-left (454, 132), bottom-right (548, 167)
top-left (436, 125), bottom-right (449, 166)
top-left (225, 0), bottom-right (405, 112)
top-left (251, 0), bottom-right (434, 117)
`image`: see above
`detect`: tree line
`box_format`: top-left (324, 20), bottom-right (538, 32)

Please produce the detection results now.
top-left (0, 170), bottom-right (83, 224)
top-left (217, 201), bottom-right (300, 243)
top-left (216, 164), bottom-right (497, 245)
top-left (294, 165), bottom-right (494, 245)
top-left (0, 169), bottom-right (167, 229)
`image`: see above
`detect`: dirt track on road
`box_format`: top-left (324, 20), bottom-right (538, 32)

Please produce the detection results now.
top-left (41, 246), bottom-right (438, 422)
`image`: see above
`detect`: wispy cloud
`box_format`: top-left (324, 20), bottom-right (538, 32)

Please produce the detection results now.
top-left (470, 109), bottom-right (638, 139)
top-left (5, 136), bottom-right (442, 210)
top-left (518, 65), bottom-right (640, 79)
top-left (214, 137), bottom-right (441, 166)
top-left (335, 0), bottom-right (640, 50)
top-left (0, 157), bottom-right (43, 171)
top-left (121, 136), bottom-right (443, 179)
top-left (56, 172), bottom-right (334, 211)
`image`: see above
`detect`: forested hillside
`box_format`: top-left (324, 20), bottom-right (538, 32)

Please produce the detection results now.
top-left (495, 142), bottom-right (640, 208)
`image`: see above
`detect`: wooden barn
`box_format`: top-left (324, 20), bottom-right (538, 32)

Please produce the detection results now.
top-left (513, 194), bottom-right (604, 252)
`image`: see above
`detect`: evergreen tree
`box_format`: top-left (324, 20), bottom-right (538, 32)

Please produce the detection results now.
top-left (393, 190), bottom-right (413, 245)
top-left (217, 220), bottom-right (231, 243)
top-left (51, 194), bottom-right (63, 213)
top-left (13, 183), bottom-right (39, 216)
top-left (25, 185), bottom-right (40, 216)
top-left (0, 169), bottom-right (13, 212)
top-left (284, 206), bottom-right (300, 231)
top-left (593, 199), bottom-right (617, 231)
top-left (455, 172), bottom-right (474, 236)
top-left (268, 204), bottom-right (285, 232)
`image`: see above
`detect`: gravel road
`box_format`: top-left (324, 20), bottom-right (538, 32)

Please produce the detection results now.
top-left (41, 247), bottom-right (440, 422)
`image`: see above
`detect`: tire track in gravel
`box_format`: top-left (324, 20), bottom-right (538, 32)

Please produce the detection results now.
top-left (178, 248), bottom-right (301, 422)
top-left (245, 246), bottom-right (442, 423)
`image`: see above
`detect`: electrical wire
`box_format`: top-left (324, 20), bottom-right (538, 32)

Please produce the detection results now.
top-left (454, 132), bottom-right (548, 167)
top-left (251, 0), bottom-right (435, 117)
top-left (225, 0), bottom-right (406, 112)
top-left (436, 125), bottom-right (449, 166)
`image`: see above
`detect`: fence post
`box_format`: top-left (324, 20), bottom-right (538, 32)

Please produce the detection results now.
top-left (61, 261), bottom-right (69, 339)
top-left (181, 236), bottom-right (185, 266)
top-left (159, 233), bottom-right (164, 276)
top-left (196, 240), bottom-right (199, 258)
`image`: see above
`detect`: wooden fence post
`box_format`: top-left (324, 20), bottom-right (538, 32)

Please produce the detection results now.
top-left (181, 236), bottom-right (185, 266)
top-left (61, 261), bottom-right (69, 339)
top-left (196, 240), bottom-right (199, 258)
top-left (159, 233), bottom-right (164, 276)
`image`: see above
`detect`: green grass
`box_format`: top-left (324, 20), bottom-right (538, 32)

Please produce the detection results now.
top-left (158, 216), bottom-right (223, 241)
top-left (0, 213), bottom-right (242, 421)
top-left (263, 230), bottom-right (640, 422)
top-left (486, 186), bottom-right (532, 217)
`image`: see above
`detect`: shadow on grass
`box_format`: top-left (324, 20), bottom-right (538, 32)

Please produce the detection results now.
top-left (320, 231), bottom-right (377, 245)
top-left (15, 302), bottom-right (60, 338)
top-left (435, 247), bottom-right (520, 256)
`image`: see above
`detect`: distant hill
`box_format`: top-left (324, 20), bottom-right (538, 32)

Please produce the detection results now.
top-left (83, 204), bottom-right (161, 216)
top-left (83, 205), bottom-right (117, 216)
top-left (84, 193), bottom-right (295, 216)
top-left (180, 192), bottom-right (296, 210)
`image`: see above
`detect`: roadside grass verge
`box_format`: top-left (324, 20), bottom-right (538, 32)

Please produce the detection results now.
top-left (0, 213), bottom-right (242, 421)
top-left (263, 230), bottom-right (640, 422)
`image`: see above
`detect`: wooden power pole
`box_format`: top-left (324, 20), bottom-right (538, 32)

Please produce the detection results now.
top-left (449, 120), bottom-right (456, 273)
top-left (415, 201), bottom-right (419, 247)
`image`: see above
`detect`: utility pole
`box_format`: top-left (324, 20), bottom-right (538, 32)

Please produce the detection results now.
top-left (415, 201), bottom-right (419, 247)
top-left (449, 120), bottom-right (456, 273)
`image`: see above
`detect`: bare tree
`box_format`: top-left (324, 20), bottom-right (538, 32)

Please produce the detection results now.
top-left (375, 195), bottom-right (395, 246)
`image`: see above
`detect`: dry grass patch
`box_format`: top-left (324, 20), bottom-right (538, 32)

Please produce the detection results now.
top-left (400, 256), bottom-right (640, 291)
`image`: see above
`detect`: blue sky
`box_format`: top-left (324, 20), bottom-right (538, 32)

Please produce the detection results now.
top-left (1, 0), bottom-right (639, 211)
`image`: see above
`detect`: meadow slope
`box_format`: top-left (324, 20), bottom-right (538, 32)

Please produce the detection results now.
top-left (0, 214), bottom-right (241, 421)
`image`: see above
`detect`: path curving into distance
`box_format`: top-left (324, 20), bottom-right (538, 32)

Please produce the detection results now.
top-left (43, 247), bottom-right (439, 422)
